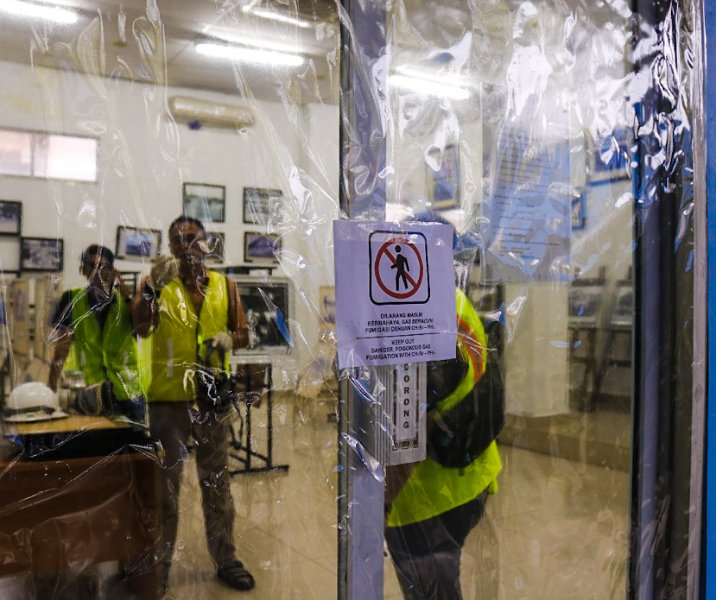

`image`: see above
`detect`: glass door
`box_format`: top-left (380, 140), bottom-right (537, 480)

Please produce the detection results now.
top-left (338, 0), bottom-right (701, 599)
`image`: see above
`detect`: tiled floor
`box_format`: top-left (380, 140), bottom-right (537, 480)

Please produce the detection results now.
top-left (0, 395), bottom-right (631, 599)
top-left (161, 395), bottom-right (630, 600)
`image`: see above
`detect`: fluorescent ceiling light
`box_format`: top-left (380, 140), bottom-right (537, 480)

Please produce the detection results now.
top-left (241, 4), bottom-right (313, 29)
top-left (196, 42), bottom-right (304, 67)
top-left (1, 0), bottom-right (78, 24)
top-left (389, 74), bottom-right (470, 101)
top-left (203, 31), bottom-right (307, 56)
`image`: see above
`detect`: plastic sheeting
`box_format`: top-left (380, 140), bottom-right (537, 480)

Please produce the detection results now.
top-left (0, 1), bottom-right (701, 599)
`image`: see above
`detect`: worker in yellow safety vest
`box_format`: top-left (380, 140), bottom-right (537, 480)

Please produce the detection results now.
top-left (50, 244), bottom-right (144, 423)
top-left (131, 215), bottom-right (253, 595)
top-left (385, 285), bottom-right (503, 600)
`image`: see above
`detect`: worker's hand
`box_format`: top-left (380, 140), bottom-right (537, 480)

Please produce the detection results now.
top-left (148, 256), bottom-right (177, 291)
top-left (211, 332), bottom-right (234, 352)
top-left (113, 268), bottom-right (133, 300)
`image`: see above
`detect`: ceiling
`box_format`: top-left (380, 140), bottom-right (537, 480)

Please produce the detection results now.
top-left (0, 0), bottom-right (628, 107)
top-left (0, 0), bottom-right (340, 104)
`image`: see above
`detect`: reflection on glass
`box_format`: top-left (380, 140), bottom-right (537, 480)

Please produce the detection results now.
top-left (49, 244), bottom-right (144, 424)
top-left (384, 0), bottom-right (635, 598)
top-left (0, 0), bottom-right (691, 596)
top-left (0, 0), bottom-right (78, 25)
top-left (33, 134), bottom-right (97, 182)
top-left (0, 129), bottom-right (31, 176)
top-left (0, 1), bottom-right (340, 598)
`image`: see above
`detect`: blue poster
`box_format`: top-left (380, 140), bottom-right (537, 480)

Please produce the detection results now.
top-left (483, 124), bottom-right (572, 282)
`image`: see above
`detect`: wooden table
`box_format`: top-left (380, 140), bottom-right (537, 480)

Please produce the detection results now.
top-left (0, 416), bottom-right (163, 599)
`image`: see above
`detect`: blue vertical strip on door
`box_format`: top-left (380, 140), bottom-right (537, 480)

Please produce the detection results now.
top-left (705, 1), bottom-right (716, 597)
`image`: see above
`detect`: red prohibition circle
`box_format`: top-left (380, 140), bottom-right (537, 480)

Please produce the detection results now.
top-left (374, 236), bottom-right (424, 299)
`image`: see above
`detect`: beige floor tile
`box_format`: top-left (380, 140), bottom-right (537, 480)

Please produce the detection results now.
top-left (165, 558), bottom-right (336, 600)
top-left (169, 424), bottom-right (630, 598)
top-left (158, 405), bottom-right (633, 600)
top-left (383, 553), bottom-right (403, 597)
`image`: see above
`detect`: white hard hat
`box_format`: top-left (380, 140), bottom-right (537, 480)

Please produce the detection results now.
top-left (4, 382), bottom-right (67, 422)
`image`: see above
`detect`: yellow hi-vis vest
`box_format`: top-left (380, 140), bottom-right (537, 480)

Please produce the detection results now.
top-left (69, 288), bottom-right (142, 401)
top-left (146, 271), bottom-right (229, 402)
top-left (387, 288), bottom-right (502, 527)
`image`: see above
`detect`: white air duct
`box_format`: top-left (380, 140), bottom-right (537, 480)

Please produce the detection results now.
top-left (168, 96), bottom-right (255, 129)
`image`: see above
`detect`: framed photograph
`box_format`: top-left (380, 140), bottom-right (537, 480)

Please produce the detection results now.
top-left (568, 284), bottom-right (602, 324)
top-left (0, 200), bottom-right (22, 236)
top-left (115, 226), bottom-right (162, 260)
top-left (244, 232), bottom-right (280, 264)
top-left (234, 277), bottom-right (291, 349)
top-left (589, 127), bottom-right (631, 185)
top-left (205, 231), bottom-right (225, 263)
top-left (183, 182), bottom-right (226, 223)
top-left (571, 192), bottom-right (586, 231)
top-left (20, 237), bottom-right (63, 272)
top-left (611, 282), bottom-right (633, 327)
top-left (243, 187), bottom-right (284, 226)
top-left (427, 144), bottom-right (460, 209)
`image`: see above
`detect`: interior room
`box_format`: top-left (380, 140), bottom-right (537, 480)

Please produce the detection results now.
top-left (0, 0), bottom-right (641, 598)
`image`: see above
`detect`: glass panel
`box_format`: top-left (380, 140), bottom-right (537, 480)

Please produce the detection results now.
top-left (0, 129), bottom-right (32, 176)
top-left (33, 134), bottom-right (97, 182)
top-left (0, 1), bottom-right (341, 598)
top-left (0, 0), bottom-right (699, 598)
top-left (380, 1), bottom-right (639, 598)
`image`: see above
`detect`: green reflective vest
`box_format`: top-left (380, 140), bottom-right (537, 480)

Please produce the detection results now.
top-left (387, 289), bottom-right (502, 528)
top-left (146, 271), bottom-right (229, 402)
top-left (69, 288), bottom-right (141, 401)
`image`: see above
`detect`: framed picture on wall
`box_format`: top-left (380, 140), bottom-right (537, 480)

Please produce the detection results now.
top-left (115, 226), bottom-right (162, 259)
top-left (243, 187), bottom-right (284, 226)
top-left (588, 127), bottom-right (631, 185)
top-left (244, 232), bottom-right (280, 264)
top-left (205, 231), bottom-right (225, 263)
top-left (183, 182), bottom-right (226, 223)
top-left (426, 144), bottom-right (460, 210)
top-left (20, 237), bottom-right (63, 272)
top-left (233, 277), bottom-right (291, 349)
top-left (0, 200), bottom-right (22, 236)
top-left (568, 284), bottom-right (602, 324)
top-left (611, 281), bottom-right (633, 327)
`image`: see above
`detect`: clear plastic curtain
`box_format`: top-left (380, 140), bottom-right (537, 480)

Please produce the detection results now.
top-left (0, 0), bottom-right (701, 599)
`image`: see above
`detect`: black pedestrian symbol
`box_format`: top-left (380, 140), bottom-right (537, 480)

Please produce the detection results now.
top-left (391, 245), bottom-right (410, 291)
top-left (370, 232), bottom-right (429, 305)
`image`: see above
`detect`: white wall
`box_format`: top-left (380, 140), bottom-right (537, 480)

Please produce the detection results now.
top-left (0, 59), bottom-right (340, 388)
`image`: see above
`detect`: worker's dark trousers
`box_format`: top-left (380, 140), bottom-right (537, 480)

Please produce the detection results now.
top-left (385, 492), bottom-right (488, 600)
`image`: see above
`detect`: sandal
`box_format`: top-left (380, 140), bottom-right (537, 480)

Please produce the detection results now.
top-left (218, 560), bottom-right (256, 591)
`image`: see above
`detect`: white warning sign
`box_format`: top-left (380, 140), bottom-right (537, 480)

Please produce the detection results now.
top-left (333, 220), bottom-right (457, 369)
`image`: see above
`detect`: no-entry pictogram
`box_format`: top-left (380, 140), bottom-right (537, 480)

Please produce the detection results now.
top-left (369, 230), bottom-right (430, 305)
